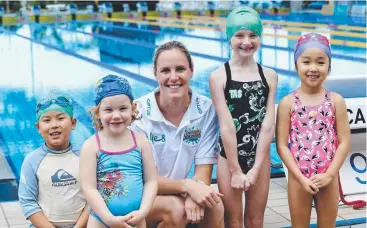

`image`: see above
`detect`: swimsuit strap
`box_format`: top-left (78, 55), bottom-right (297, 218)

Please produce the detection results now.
top-left (96, 130), bottom-right (137, 152)
top-left (224, 61), bottom-right (232, 102)
top-left (95, 132), bottom-right (102, 151)
top-left (130, 129), bottom-right (137, 147)
top-left (292, 90), bottom-right (301, 106)
top-left (324, 89), bottom-right (331, 102)
top-left (257, 63), bottom-right (269, 91)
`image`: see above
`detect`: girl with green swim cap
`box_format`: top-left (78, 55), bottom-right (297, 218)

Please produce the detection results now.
top-left (209, 6), bottom-right (279, 227)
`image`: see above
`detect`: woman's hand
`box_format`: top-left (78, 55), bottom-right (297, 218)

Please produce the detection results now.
top-left (185, 179), bottom-right (223, 208)
top-left (184, 196), bottom-right (205, 224)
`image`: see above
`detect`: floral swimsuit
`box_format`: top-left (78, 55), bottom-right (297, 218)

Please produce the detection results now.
top-left (90, 130), bottom-right (143, 226)
top-left (289, 89), bottom-right (338, 178)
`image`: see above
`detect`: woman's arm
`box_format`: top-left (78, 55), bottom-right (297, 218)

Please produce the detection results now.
top-left (248, 69), bottom-right (278, 183)
top-left (79, 137), bottom-right (114, 224)
top-left (209, 69), bottom-right (241, 174)
top-left (325, 93), bottom-right (351, 177)
top-left (276, 96), bottom-right (305, 180)
top-left (136, 134), bottom-right (158, 216)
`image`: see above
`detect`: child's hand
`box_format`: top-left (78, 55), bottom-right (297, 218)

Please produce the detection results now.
top-left (299, 176), bottom-right (319, 195)
top-left (106, 215), bottom-right (133, 228)
top-left (310, 173), bottom-right (333, 188)
top-left (126, 210), bottom-right (145, 226)
top-left (246, 167), bottom-right (260, 186)
top-left (231, 172), bottom-right (250, 191)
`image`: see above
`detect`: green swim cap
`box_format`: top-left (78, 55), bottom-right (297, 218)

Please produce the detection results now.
top-left (226, 6), bottom-right (263, 40)
top-left (36, 92), bottom-right (74, 122)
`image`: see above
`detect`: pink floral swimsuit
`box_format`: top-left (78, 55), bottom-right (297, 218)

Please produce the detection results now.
top-left (289, 89), bottom-right (338, 178)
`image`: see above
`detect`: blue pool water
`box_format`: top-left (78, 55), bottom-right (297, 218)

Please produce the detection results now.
top-left (0, 16), bottom-right (366, 201)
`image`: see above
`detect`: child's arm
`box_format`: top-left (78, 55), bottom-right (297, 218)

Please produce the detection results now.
top-left (28, 212), bottom-right (55, 228)
top-left (311, 93), bottom-right (351, 187)
top-left (79, 138), bottom-right (119, 225)
top-left (126, 134), bottom-right (158, 225)
top-left (209, 68), bottom-right (249, 190)
top-left (247, 69), bottom-right (278, 185)
top-left (74, 204), bottom-right (89, 228)
top-left (18, 153), bottom-right (55, 228)
top-left (276, 96), bottom-right (319, 194)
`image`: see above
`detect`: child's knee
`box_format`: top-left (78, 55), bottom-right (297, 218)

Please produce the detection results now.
top-left (227, 219), bottom-right (243, 228)
top-left (209, 200), bottom-right (224, 220)
top-left (244, 216), bottom-right (263, 227)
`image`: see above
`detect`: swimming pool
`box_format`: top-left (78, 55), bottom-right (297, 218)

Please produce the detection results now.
top-left (0, 15), bottom-right (366, 201)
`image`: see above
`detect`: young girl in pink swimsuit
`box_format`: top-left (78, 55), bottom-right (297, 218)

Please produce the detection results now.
top-left (276, 33), bottom-right (351, 227)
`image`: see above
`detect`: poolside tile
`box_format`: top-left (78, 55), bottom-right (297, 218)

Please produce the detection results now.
top-left (2, 213), bottom-right (25, 220)
top-left (267, 198), bottom-right (289, 207)
top-left (1, 203), bottom-right (22, 215)
top-left (0, 219), bottom-right (7, 226)
top-left (339, 212), bottom-right (367, 220)
top-left (264, 221), bottom-right (291, 228)
top-left (8, 225), bottom-right (29, 228)
top-left (268, 192), bottom-right (288, 200)
top-left (264, 207), bottom-right (277, 215)
top-left (6, 219), bottom-right (29, 226)
top-left (270, 205), bottom-right (290, 214)
top-left (269, 187), bottom-right (287, 194)
top-left (338, 205), bottom-right (366, 215)
top-left (264, 214), bottom-right (289, 224)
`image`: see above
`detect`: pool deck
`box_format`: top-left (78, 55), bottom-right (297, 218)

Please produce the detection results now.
top-left (0, 177), bottom-right (365, 228)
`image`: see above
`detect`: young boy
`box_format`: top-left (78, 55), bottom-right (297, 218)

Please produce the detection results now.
top-left (18, 93), bottom-right (88, 228)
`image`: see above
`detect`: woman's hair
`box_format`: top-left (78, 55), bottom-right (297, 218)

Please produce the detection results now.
top-left (89, 101), bottom-right (140, 131)
top-left (153, 40), bottom-right (193, 75)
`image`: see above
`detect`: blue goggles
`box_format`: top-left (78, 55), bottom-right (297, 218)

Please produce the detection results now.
top-left (36, 96), bottom-right (73, 113)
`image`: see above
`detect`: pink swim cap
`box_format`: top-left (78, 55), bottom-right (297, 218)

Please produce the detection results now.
top-left (294, 33), bottom-right (331, 63)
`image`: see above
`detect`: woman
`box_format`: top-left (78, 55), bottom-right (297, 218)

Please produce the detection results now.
top-left (131, 40), bottom-right (224, 228)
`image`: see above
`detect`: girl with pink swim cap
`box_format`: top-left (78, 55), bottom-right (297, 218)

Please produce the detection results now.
top-left (276, 33), bottom-right (351, 227)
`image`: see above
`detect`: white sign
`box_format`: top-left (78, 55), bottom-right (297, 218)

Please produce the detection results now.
top-left (339, 150), bottom-right (366, 196)
top-left (345, 98), bottom-right (366, 130)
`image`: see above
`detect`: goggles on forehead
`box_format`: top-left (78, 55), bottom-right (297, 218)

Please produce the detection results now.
top-left (36, 96), bottom-right (72, 113)
top-left (296, 33), bottom-right (330, 48)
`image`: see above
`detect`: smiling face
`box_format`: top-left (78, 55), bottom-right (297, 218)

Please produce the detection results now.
top-left (154, 48), bottom-right (193, 100)
top-left (98, 94), bottom-right (133, 135)
top-left (230, 29), bottom-right (261, 57)
top-left (36, 112), bottom-right (76, 150)
top-left (296, 48), bottom-right (330, 89)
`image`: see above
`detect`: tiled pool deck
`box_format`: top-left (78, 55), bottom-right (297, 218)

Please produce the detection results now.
top-left (0, 177), bottom-right (365, 227)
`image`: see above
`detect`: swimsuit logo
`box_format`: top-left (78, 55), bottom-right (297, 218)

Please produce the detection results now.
top-left (183, 127), bottom-right (201, 145)
top-left (229, 89), bottom-right (242, 99)
top-left (150, 132), bottom-right (166, 144)
top-left (147, 99), bottom-right (151, 116)
top-left (196, 97), bottom-right (202, 114)
top-left (51, 169), bottom-right (77, 187)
